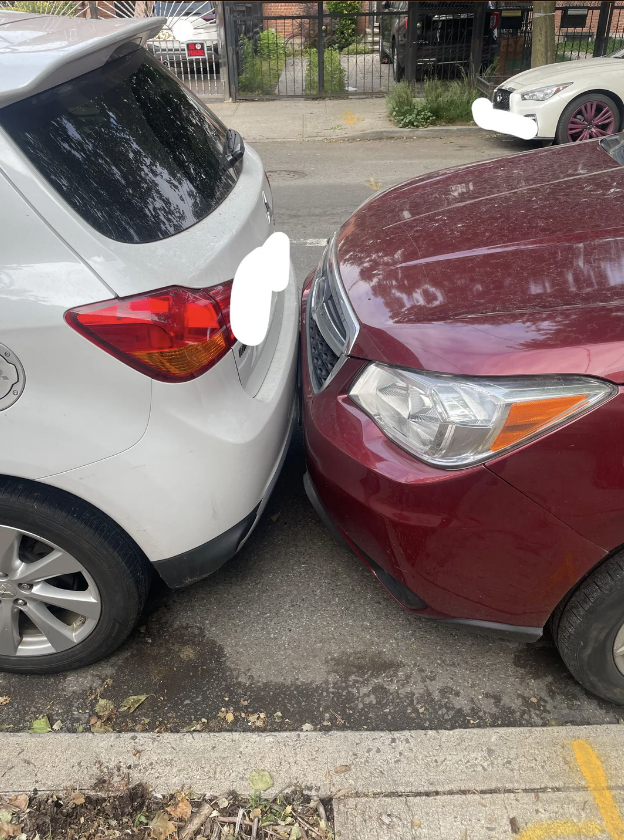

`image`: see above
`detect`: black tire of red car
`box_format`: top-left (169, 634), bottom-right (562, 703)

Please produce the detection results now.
top-left (555, 92), bottom-right (621, 145)
top-left (392, 41), bottom-right (403, 82)
top-left (0, 478), bottom-right (151, 675)
top-left (555, 551), bottom-right (624, 705)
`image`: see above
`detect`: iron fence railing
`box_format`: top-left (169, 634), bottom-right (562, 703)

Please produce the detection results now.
top-left (4, 2), bottom-right (624, 101)
top-left (494, 1), bottom-right (624, 79)
top-left (225, 3), bottom-right (395, 100)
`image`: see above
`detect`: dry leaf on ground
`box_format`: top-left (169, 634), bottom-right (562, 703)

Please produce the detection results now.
top-left (166, 796), bottom-right (191, 822)
top-left (27, 717), bottom-right (51, 735)
top-left (8, 796), bottom-right (28, 811)
top-left (0, 822), bottom-right (22, 839)
top-left (71, 793), bottom-right (85, 806)
top-left (249, 770), bottom-right (274, 792)
top-left (333, 765), bottom-right (350, 775)
top-left (119, 695), bottom-right (149, 714)
top-left (149, 811), bottom-right (176, 840)
top-left (90, 720), bottom-right (113, 734)
top-left (95, 699), bottom-right (115, 717)
top-left (0, 698), bottom-right (9, 706)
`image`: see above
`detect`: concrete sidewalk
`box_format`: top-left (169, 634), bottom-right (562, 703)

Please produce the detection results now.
top-left (208, 97), bottom-right (469, 143)
top-left (3, 725), bottom-right (624, 839)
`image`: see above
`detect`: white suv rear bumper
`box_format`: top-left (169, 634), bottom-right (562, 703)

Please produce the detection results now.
top-left (42, 272), bottom-right (299, 581)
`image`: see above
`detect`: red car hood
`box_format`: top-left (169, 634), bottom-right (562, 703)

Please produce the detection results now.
top-left (337, 140), bottom-right (624, 382)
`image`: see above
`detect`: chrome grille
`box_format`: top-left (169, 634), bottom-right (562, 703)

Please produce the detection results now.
top-left (307, 234), bottom-right (359, 392)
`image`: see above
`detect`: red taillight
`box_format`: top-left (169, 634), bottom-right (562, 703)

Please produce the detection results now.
top-left (65, 283), bottom-right (235, 383)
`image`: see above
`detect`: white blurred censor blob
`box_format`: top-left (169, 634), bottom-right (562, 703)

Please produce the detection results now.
top-left (472, 98), bottom-right (539, 140)
top-left (230, 232), bottom-right (290, 346)
top-left (170, 19), bottom-right (195, 41)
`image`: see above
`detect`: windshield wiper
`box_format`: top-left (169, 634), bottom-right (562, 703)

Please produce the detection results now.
top-left (224, 128), bottom-right (245, 168)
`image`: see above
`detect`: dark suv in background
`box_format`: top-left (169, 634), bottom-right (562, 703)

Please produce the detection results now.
top-left (379, 0), bottom-right (499, 80)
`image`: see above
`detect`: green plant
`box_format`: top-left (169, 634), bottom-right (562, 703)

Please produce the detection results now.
top-left (327, 0), bottom-right (361, 50)
top-left (341, 38), bottom-right (374, 55)
top-left (305, 47), bottom-right (346, 94)
top-left (387, 76), bottom-right (479, 128)
top-left (422, 74), bottom-right (480, 124)
top-left (257, 27), bottom-right (285, 62)
top-left (4, 1), bottom-right (77, 12)
top-left (238, 30), bottom-right (285, 96)
top-left (387, 81), bottom-right (433, 127)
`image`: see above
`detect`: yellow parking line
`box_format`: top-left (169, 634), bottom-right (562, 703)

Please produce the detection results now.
top-left (573, 740), bottom-right (624, 840)
top-left (517, 820), bottom-right (605, 840)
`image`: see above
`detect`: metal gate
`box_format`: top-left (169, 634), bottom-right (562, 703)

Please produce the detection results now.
top-left (224, 1), bottom-right (399, 99)
top-left (224, 1), bottom-right (504, 100)
top-left (0, 1), bottom-right (223, 98)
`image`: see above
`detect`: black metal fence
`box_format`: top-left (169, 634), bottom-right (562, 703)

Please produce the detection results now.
top-left (494, 1), bottom-right (624, 80)
top-left (4, 1), bottom-right (624, 101)
top-left (224, 1), bottom-right (624, 100)
top-left (224, 2), bottom-right (397, 99)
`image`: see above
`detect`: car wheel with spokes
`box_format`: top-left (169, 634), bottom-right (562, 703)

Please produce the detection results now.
top-left (555, 92), bottom-right (620, 144)
top-left (0, 478), bottom-right (151, 674)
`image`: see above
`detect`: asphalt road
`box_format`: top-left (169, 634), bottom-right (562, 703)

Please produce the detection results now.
top-left (3, 131), bottom-right (623, 736)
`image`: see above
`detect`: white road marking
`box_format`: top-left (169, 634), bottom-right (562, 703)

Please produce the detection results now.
top-left (292, 238), bottom-right (327, 247)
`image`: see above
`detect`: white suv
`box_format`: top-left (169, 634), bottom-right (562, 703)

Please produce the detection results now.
top-left (0, 11), bottom-right (298, 673)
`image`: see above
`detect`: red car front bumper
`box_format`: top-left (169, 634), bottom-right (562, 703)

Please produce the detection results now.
top-left (301, 283), bottom-right (607, 637)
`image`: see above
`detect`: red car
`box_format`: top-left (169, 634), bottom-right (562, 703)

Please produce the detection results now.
top-left (302, 135), bottom-right (624, 706)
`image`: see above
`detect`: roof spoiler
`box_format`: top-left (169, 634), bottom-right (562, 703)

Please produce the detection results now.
top-left (0, 15), bottom-right (167, 108)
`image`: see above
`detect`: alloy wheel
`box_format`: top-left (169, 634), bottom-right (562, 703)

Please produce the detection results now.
top-left (567, 100), bottom-right (616, 142)
top-left (0, 525), bottom-right (101, 657)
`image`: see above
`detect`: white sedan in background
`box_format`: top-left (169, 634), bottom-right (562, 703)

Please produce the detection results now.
top-left (490, 50), bottom-right (624, 143)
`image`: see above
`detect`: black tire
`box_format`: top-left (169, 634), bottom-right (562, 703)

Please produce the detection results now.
top-left (0, 477), bottom-right (151, 675)
top-left (555, 92), bottom-right (621, 145)
top-left (392, 41), bottom-right (403, 82)
top-left (556, 551), bottom-right (624, 705)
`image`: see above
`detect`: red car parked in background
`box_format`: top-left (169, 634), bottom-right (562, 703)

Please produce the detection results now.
top-left (302, 135), bottom-right (624, 706)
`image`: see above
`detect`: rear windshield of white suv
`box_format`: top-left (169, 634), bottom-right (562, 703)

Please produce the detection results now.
top-left (0, 47), bottom-right (240, 243)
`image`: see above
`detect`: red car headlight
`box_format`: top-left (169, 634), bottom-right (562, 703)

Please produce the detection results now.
top-left (349, 364), bottom-right (616, 469)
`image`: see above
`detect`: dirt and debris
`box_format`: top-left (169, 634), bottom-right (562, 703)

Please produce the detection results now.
top-left (0, 786), bottom-right (334, 840)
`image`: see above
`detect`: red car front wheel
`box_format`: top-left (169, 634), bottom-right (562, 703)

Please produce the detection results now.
top-left (555, 551), bottom-right (624, 705)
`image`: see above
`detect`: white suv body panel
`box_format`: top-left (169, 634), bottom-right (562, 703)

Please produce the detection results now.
top-left (0, 20), bottom-right (299, 583)
top-left (0, 170), bottom-right (152, 478)
top-left (44, 276), bottom-right (298, 564)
